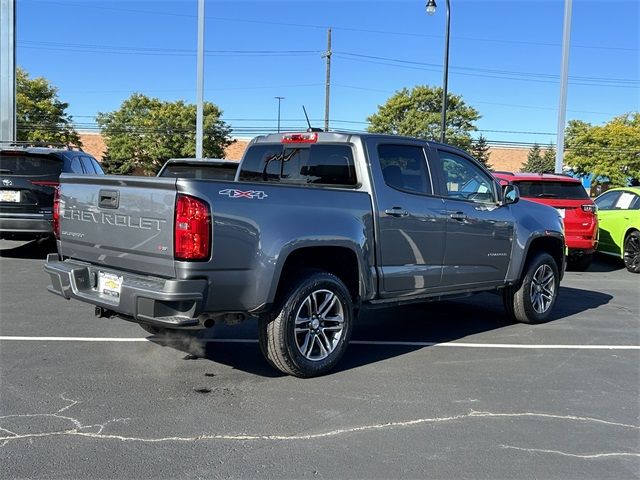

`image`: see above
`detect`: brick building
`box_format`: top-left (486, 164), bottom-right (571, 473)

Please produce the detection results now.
top-left (78, 132), bottom-right (531, 173)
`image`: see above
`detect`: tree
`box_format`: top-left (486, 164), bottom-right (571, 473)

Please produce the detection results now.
top-left (521, 143), bottom-right (555, 173)
top-left (366, 85), bottom-right (480, 150)
top-left (97, 93), bottom-right (234, 175)
top-left (565, 114), bottom-right (640, 186)
top-left (471, 134), bottom-right (491, 168)
top-left (541, 143), bottom-right (556, 173)
top-left (16, 67), bottom-right (81, 146)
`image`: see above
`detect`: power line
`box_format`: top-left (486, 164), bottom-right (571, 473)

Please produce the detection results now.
top-left (29, 0), bottom-right (640, 53)
top-left (333, 54), bottom-right (639, 89)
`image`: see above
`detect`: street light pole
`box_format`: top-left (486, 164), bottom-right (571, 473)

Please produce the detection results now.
top-left (275, 96), bottom-right (284, 133)
top-left (426, 0), bottom-right (450, 144)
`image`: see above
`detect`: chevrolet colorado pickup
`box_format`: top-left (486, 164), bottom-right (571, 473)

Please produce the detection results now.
top-left (45, 132), bottom-right (565, 377)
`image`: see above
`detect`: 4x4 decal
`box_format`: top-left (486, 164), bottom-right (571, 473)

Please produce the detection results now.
top-left (218, 189), bottom-right (268, 200)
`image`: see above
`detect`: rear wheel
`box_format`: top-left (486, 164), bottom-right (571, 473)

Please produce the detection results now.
top-left (259, 271), bottom-right (353, 378)
top-left (503, 252), bottom-right (559, 324)
top-left (623, 231), bottom-right (640, 273)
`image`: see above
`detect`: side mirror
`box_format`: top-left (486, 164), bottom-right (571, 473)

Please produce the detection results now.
top-left (502, 184), bottom-right (520, 205)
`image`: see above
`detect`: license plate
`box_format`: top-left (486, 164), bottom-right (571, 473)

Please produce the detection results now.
top-left (556, 208), bottom-right (565, 218)
top-left (0, 190), bottom-right (20, 202)
top-left (98, 271), bottom-right (123, 299)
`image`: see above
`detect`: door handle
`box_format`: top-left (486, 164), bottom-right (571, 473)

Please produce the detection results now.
top-left (449, 212), bottom-right (468, 221)
top-left (385, 207), bottom-right (409, 217)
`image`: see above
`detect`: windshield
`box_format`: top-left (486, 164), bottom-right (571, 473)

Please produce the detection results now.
top-left (0, 154), bottom-right (62, 176)
top-left (514, 180), bottom-right (589, 199)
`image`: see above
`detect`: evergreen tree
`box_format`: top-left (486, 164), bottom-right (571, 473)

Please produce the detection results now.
top-left (521, 143), bottom-right (555, 173)
top-left (471, 134), bottom-right (491, 168)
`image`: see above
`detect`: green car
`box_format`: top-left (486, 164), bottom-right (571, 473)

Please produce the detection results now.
top-left (594, 186), bottom-right (640, 273)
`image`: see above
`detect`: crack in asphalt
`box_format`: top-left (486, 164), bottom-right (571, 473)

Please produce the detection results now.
top-left (501, 445), bottom-right (640, 459)
top-left (1, 395), bottom-right (638, 455)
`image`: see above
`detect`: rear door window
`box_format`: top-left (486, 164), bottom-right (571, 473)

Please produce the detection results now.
top-left (0, 154), bottom-right (62, 176)
top-left (515, 181), bottom-right (589, 199)
top-left (378, 144), bottom-right (433, 195)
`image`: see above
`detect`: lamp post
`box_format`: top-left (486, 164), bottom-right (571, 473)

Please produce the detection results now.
top-left (275, 96), bottom-right (284, 133)
top-left (426, 0), bottom-right (450, 144)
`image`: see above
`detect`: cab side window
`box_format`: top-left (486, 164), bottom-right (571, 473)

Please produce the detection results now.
top-left (437, 150), bottom-right (496, 203)
top-left (378, 144), bottom-right (432, 195)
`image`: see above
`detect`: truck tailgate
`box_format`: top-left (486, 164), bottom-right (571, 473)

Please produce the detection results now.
top-left (57, 174), bottom-right (178, 278)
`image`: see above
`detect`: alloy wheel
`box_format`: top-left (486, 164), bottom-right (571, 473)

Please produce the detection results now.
top-left (529, 264), bottom-right (555, 314)
top-left (294, 289), bottom-right (345, 361)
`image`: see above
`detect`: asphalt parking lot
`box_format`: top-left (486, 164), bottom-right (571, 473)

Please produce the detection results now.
top-left (1, 240), bottom-right (638, 479)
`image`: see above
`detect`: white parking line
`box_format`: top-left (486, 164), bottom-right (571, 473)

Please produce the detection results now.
top-left (0, 336), bottom-right (639, 350)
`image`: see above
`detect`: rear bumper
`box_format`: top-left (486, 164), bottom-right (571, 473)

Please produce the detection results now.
top-left (44, 254), bottom-right (208, 328)
top-left (565, 233), bottom-right (597, 252)
top-left (0, 213), bottom-right (52, 239)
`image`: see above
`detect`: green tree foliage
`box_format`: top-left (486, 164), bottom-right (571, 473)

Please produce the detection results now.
top-left (97, 93), bottom-right (233, 175)
top-left (565, 114), bottom-right (640, 186)
top-left (471, 134), bottom-right (491, 168)
top-left (521, 143), bottom-right (555, 173)
top-left (16, 67), bottom-right (81, 146)
top-left (366, 85), bottom-right (480, 150)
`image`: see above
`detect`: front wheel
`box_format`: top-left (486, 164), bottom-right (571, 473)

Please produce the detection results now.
top-left (623, 231), bottom-right (640, 273)
top-left (503, 252), bottom-right (559, 324)
top-left (259, 271), bottom-right (353, 378)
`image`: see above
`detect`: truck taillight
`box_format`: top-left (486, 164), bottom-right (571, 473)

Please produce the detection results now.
top-left (52, 187), bottom-right (60, 239)
top-left (581, 204), bottom-right (597, 213)
top-left (174, 194), bottom-right (211, 261)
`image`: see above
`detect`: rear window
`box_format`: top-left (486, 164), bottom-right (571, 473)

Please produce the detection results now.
top-left (514, 180), bottom-right (589, 200)
top-left (0, 154), bottom-right (62, 176)
top-left (239, 144), bottom-right (357, 187)
top-left (159, 163), bottom-right (238, 180)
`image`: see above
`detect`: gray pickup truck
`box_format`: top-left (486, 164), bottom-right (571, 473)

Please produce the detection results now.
top-left (45, 132), bottom-right (565, 377)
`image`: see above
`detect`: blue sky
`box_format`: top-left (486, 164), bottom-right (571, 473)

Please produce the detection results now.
top-left (16, 0), bottom-right (640, 145)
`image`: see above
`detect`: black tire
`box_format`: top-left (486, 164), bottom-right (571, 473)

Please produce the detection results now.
top-left (259, 271), bottom-right (353, 378)
top-left (503, 252), bottom-right (559, 324)
top-left (623, 231), bottom-right (640, 273)
top-left (568, 252), bottom-right (593, 271)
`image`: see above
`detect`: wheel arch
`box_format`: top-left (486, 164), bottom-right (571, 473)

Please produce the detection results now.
top-left (518, 235), bottom-right (565, 283)
top-left (268, 244), bottom-right (365, 309)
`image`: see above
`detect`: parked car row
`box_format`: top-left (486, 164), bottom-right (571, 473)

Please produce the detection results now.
top-left (493, 172), bottom-right (639, 274)
top-left (1, 141), bottom-right (638, 276)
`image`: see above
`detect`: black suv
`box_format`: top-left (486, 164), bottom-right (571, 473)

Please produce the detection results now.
top-left (0, 143), bottom-right (104, 241)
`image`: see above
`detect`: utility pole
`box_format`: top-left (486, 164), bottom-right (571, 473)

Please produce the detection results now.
top-left (555, 0), bottom-right (572, 174)
top-left (0, 0), bottom-right (16, 143)
top-left (195, 0), bottom-right (205, 158)
top-left (274, 96), bottom-right (284, 132)
top-left (322, 28), bottom-right (332, 132)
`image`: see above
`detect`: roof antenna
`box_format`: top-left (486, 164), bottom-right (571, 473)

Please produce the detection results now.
top-left (302, 106), bottom-right (323, 132)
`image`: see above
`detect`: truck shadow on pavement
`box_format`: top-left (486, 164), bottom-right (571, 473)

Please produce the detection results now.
top-left (150, 286), bottom-right (612, 377)
top-left (0, 238), bottom-right (56, 259)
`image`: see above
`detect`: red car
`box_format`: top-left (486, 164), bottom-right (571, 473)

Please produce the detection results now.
top-left (493, 172), bottom-right (597, 270)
